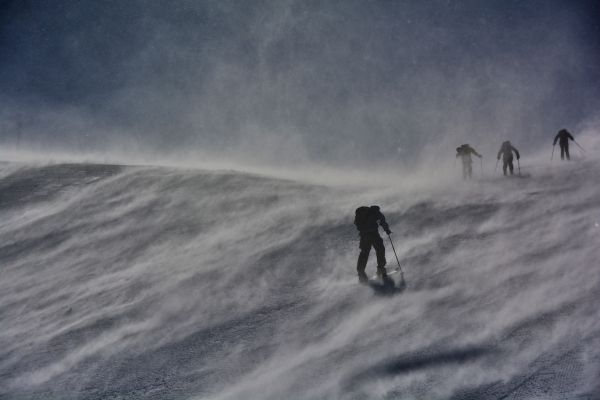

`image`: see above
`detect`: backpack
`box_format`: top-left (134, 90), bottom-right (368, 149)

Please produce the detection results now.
top-left (456, 144), bottom-right (468, 155)
top-left (354, 206), bottom-right (370, 228)
top-left (355, 205), bottom-right (380, 231)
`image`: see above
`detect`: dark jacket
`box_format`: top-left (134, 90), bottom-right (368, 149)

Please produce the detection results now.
top-left (554, 129), bottom-right (574, 146)
top-left (456, 144), bottom-right (481, 163)
top-left (354, 205), bottom-right (390, 235)
top-left (497, 141), bottom-right (520, 160)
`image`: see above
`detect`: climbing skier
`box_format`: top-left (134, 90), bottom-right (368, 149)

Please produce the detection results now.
top-left (456, 144), bottom-right (482, 179)
top-left (497, 140), bottom-right (520, 176)
top-left (553, 129), bottom-right (575, 160)
top-left (354, 205), bottom-right (391, 283)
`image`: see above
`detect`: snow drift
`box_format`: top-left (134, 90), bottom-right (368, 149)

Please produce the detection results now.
top-left (1, 156), bottom-right (599, 399)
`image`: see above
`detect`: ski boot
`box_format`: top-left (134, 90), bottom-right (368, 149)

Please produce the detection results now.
top-left (376, 266), bottom-right (388, 278)
top-left (358, 271), bottom-right (369, 284)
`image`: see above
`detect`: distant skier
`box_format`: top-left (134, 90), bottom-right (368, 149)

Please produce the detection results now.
top-left (553, 129), bottom-right (575, 160)
top-left (354, 205), bottom-right (391, 283)
top-left (497, 140), bottom-right (520, 176)
top-left (456, 144), bottom-right (482, 179)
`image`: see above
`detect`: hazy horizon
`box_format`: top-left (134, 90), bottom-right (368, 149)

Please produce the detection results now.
top-left (1, 0), bottom-right (599, 170)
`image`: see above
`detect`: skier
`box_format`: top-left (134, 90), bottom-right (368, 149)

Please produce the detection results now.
top-left (497, 140), bottom-right (520, 176)
top-left (456, 144), bottom-right (482, 179)
top-left (354, 205), bottom-right (391, 283)
top-left (553, 129), bottom-right (575, 160)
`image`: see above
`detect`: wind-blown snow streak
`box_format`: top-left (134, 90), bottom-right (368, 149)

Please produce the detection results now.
top-left (1, 154), bottom-right (599, 399)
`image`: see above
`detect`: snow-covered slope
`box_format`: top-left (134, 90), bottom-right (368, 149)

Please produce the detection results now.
top-left (1, 158), bottom-right (599, 399)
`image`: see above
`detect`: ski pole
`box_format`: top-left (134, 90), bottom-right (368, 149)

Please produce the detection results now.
top-left (573, 140), bottom-right (586, 153)
top-left (494, 159), bottom-right (499, 174)
top-left (517, 159), bottom-right (521, 176)
top-left (480, 157), bottom-right (484, 177)
top-left (387, 234), bottom-right (403, 273)
top-left (551, 145), bottom-right (555, 161)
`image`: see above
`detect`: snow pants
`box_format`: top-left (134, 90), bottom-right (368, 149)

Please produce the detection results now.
top-left (560, 143), bottom-right (570, 160)
top-left (502, 156), bottom-right (514, 176)
top-left (462, 160), bottom-right (473, 179)
top-left (357, 232), bottom-right (386, 276)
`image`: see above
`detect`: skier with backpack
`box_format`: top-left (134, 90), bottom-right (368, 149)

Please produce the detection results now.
top-left (456, 144), bottom-right (482, 180)
top-left (553, 129), bottom-right (575, 161)
top-left (497, 140), bottom-right (520, 176)
top-left (354, 205), bottom-right (392, 283)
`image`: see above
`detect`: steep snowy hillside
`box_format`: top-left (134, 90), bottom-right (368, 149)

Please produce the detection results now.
top-left (1, 159), bottom-right (599, 399)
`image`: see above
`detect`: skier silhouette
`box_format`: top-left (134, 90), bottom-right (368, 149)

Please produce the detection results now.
top-left (456, 144), bottom-right (482, 179)
top-left (553, 129), bottom-right (575, 160)
top-left (354, 205), bottom-right (391, 283)
top-left (497, 141), bottom-right (520, 176)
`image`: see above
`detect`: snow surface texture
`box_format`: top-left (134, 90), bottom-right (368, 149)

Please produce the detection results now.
top-left (1, 155), bottom-right (600, 399)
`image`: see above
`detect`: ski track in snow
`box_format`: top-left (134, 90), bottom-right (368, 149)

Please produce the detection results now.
top-left (0, 156), bottom-right (599, 400)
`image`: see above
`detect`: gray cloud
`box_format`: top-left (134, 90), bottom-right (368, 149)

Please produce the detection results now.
top-left (1, 0), bottom-right (599, 167)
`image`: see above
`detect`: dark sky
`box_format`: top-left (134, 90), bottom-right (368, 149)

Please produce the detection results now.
top-left (1, 0), bottom-right (599, 165)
